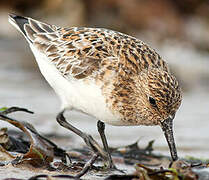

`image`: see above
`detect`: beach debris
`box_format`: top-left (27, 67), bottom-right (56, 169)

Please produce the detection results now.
top-left (0, 107), bottom-right (209, 179)
top-left (0, 107), bottom-right (69, 167)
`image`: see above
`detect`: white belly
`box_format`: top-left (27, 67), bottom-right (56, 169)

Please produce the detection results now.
top-left (30, 46), bottom-right (122, 125)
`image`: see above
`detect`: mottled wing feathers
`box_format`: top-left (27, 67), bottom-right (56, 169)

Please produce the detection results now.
top-left (10, 14), bottom-right (169, 80)
top-left (57, 28), bottom-right (169, 80)
top-left (60, 28), bottom-right (169, 76)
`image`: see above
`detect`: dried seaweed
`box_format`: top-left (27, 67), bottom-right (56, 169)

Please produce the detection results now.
top-left (105, 161), bottom-right (200, 180)
top-left (0, 107), bottom-right (68, 167)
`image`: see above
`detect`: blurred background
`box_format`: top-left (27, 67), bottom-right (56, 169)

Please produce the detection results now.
top-left (0, 0), bottom-right (209, 159)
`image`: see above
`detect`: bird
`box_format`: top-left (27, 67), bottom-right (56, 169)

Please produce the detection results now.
top-left (9, 14), bottom-right (182, 170)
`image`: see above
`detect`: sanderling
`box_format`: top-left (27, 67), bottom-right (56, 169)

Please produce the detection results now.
top-left (9, 14), bottom-right (182, 169)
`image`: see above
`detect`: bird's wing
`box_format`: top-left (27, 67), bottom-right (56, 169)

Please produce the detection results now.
top-left (9, 14), bottom-right (169, 80)
top-left (9, 14), bottom-right (119, 80)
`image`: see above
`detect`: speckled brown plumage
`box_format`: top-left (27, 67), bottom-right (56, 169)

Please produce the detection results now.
top-left (11, 16), bottom-right (182, 126)
top-left (10, 14), bottom-right (183, 163)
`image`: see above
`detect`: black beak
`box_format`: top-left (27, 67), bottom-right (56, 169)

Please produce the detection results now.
top-left (160, 115), bottom-right (178, 161)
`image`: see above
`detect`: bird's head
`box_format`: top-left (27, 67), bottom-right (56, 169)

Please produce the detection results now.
top-left (138, 67), bottom-right (182, 123)
top-left (136, 67), bottom-right (182, 161)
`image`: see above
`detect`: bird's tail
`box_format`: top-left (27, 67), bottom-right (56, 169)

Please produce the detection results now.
top-left (8, 13), bottom-right (55, 43)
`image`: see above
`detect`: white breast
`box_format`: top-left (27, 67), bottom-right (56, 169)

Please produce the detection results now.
top-left (30, 46), bottom-right (123, 125)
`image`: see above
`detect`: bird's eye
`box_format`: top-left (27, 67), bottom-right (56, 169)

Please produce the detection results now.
top-left (148, 97), bottom-right (157, 107)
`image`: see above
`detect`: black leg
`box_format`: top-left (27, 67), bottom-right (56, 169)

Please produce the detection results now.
top-left (97, 120), bottom-right (115, 169)
top-left (56, 111), bottom-right (108, 159)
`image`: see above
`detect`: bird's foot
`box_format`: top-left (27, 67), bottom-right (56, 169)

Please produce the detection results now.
top-left (82, 133), bottom-right (108, 159)
top-left (101, 161), bottom-right (125, 174)
top-left (75, 153), bottom-right (99, 178)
